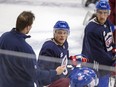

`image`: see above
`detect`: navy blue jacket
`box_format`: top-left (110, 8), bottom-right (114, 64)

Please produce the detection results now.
top-left (38, 38), bottom-right (69, 83)
top-left (0, 28), bottom-right (57, 87)
top-left (81, 18), bottom-right (115, 66)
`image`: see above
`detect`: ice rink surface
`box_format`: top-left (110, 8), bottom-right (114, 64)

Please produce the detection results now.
top-left (0, 0), bottom-right (95, 56)
top-left (0, 0), bottom-right (115, 86)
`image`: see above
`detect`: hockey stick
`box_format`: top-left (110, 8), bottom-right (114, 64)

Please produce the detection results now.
top-left (61, 56), bottom-right (68, 75)
top-left (83, 11), bottom-right (93, 25)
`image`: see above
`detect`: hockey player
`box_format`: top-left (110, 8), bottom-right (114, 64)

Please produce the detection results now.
top-left (81, 1), bottom-right (115, 87)
top-left (0, 11), bottom-right (65, 87)
top-left (37, 20), bottom-right (70, 87)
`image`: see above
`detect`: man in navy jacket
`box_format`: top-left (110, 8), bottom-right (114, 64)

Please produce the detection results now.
top-left (38, 21), bottom-right (70, 87)
top-left (81, 1), bottom-right (115, 87)
top-left (0, 11), bottom-right (65, 87)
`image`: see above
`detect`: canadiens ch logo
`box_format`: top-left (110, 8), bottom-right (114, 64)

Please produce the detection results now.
top-left (105, 37), bottom-right (112, 47)
top-left (103, 31), bottom-right (113, 51)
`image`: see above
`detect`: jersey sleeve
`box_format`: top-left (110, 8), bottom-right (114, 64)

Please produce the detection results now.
top-left (87, 31), bottom-right (114, 65)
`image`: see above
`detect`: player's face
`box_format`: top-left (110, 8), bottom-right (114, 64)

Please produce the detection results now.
top-left (96, 10), bottom-right (109, 24)
top-left (54, 29), bottom-right (68, 45)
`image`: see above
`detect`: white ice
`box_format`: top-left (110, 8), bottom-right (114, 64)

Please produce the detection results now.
top-left (0, 0), bottom-right (95, 56)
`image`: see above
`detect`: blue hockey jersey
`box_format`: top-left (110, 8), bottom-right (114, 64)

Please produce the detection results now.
top-left (38, 38), bottom-right (69, 83)
top-left (81, 18), bottom-right (115, 66)
top-left (0, 28), bottom-right (57, 87)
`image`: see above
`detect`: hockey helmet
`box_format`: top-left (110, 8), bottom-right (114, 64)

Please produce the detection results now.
top-left (53, 21), bottom-right (70, 33)
top-left (70, 67), bottom-right (99, 87)
top-left (96, 1), bottom-right (110, 10)
top-left (79, 67), bottom-right (97, 79)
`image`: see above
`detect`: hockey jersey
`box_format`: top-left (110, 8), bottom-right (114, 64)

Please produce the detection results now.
top-left (0, 28), bottom-right (57, 87)
top-left (81, 18), bottom-right (115, 66)
top-left (38, 38), bottom-right (69, 84)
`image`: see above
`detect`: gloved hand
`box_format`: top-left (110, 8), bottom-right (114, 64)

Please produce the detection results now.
top-left (70, 55), bottom-right (88, 66)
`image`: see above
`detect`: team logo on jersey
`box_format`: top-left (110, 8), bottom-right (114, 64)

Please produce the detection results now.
top-left (105, 37), bottom-right (112, 47)
top-left (103, 31), bottom-right (113, 51)
top-left (60, 52), bottom-right (63, 58)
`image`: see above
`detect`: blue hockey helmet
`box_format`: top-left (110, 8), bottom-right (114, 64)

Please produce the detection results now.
top-left (96, 1), bottom-right (110, 10)
top-left (53, 21), bottom-right (70, 33)
top-left (70, 67), bottom-right (99, 87)
top-left (80, 67), bottom-right (97, 79)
